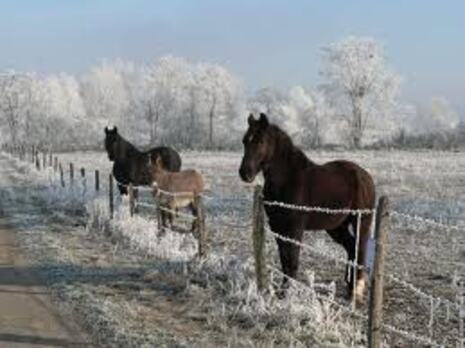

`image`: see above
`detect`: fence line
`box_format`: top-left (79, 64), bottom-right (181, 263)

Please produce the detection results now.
top-left (268, 263), bottom-right (441, 347)
top-left (158, 206), bottom-right (197, 221)
top-left (387, 273), bottom-right (461, 311)
top-left (265, 226), bottom-right (363, 270)
top-left (263, 200), bottom-right (375, 215)
top-left (112, 177), bottom-right (214, 201)
top-left (391, 210), bottom-right (465, 232)
top-left (3, 146), bottom-right (463, 347)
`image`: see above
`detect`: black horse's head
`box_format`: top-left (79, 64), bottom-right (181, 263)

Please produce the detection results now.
top-left (239, 113), bottom-right (275, 183)
top-left (104, 126), bottom-right (119, 161)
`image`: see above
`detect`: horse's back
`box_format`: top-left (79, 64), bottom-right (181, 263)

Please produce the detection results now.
top-left (308, 160), bottom-right (375, 210)
top-left (148, 147), bottom-right (182, 171)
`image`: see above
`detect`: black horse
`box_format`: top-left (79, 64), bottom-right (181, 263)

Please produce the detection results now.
top-left (104, 127), bottom-right (182, 195)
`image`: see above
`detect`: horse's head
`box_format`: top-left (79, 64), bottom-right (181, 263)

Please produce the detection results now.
top-left (150, 153), bottom-right (164, 173)
top-left (104, 126), bottom-right (119, 161)
top-left (239, 113), bottom-right (274, 183)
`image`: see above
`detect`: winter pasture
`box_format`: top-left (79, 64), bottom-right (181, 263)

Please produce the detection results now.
top-left (1, 148), bottom-right (464, 347)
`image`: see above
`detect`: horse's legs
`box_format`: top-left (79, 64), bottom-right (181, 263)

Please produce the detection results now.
top-left (274, 226), bottom-right (304, 293)
top-left (189, 202), bottom-right (199, 236)
top-left (161, 209), bottom-right (167, 228)
top-left (118, 184), bottom-right (128, 195)
top-left (133, 188), bottom-right (139, 214)
top-left (168, 202), bottom-right (175, 227)
top-left (327, 216), bottom-right (371, 304)
top-left (326, 220), bottom-right (356, 295)
top-left (353, 215), bottom-right (372, 303)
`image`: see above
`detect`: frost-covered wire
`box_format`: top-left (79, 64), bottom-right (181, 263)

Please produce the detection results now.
top-left (265, 227), bottom-right (363, 270)
top-left (158, 206), bottom-right (197, 221)
top-left (387, 273), bottom-right (461, 311)
top-left (263, 200), bottom-right (375, 215)
top-left (391, 210), bottom-right (465, 232)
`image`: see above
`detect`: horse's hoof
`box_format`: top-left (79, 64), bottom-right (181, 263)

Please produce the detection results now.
top-left (350, 277), bottom-right (367, 306)
top-left (275, 288), bottom-right (286, 299)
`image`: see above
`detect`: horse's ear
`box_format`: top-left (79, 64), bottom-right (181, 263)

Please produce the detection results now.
top-left (113, 126), bottom-right (118, 134)
top-left (156, 156), bottom-right (163, 167)
top-left (259, 113), bottom-right (269, 127)
top-left (104, 126), bottom-right (109, 134)
top-left (248, 113), bottom-right (255, 126)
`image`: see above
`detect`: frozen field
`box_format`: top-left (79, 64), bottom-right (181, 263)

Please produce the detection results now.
top-left (3, 149), bottom-right (465, 347)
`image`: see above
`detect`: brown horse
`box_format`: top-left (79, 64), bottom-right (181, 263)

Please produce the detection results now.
top-left (150, 154), bottom-right (204, 231)
top-left (239, 113), bottom-right (376, 303)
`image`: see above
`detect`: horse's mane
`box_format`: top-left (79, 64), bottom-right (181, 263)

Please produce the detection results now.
top-left (268, 124), bottom-right (312, 168)
top-left (115, 133), bottom-right (144, 159)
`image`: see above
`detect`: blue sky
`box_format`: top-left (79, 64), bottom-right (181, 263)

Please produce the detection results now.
top-left (1, 0), bottom-right (464, 111)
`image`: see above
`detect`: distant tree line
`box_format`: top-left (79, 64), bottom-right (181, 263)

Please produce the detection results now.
top-left (0, 37), bottom-right (460, 151)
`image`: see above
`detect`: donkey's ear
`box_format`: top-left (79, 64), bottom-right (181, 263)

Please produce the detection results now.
top-left (156, 155), bottom-right (163, 167)
top-left (259, 113), bottom-right (269, 127)
top-left (104, 126), bottom-right (109, 134)
top-left (113, 126), bottom-right (118, 134)
top-left (247, 113), bottom-right (255, 126)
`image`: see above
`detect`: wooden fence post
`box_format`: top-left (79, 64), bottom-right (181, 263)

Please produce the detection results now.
top-left (459, 279), bottom-right (464, 348)
top-left (80, 167), bottom-right (86, 195)
top-left (31, 146), bottom-right (34, 163)
top-left (59, 163), bottom-right (65, 188)
top-left (109, 174), bottom-right (114, 219)
top-left (69, 163), bottom-right (74, 186)
top-left (368, 195), bottom-right (390, 348)
top-left (35, 151), bottom-right (40, 170)
top-left (128, 183), bottom-right (135, 217)
top-left (155, 194), bottom-right (163, 234)
top-left (194, 194), bottom-right (207, 258)
top-left (95, 170), bottom-right (100, 192)
top-left (252, 185), bottom-right (267, 292)
top-left (42, 151), bottom-right (46, 169)
top-left (54, 157), bottom-right (58, 172)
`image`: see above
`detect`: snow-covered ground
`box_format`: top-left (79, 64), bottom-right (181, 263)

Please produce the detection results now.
top-left (2, 149), bottom-right (465, 347)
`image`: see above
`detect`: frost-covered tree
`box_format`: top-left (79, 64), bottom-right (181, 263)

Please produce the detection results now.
top-left (0, 71), bottom-right (37, 145)
top-left (195, 63), bottom-right (243, 147)
top-left (80, 60), bottom-right (135, 134)
top-left (140, 57), bottom-right (243, 149)
top-left (287, 86), bottom-right (332, 147)
top-left (427, 97), bottom-right (459, 133)
top-left (38, 74), bottom-right (86, 149)
top-left (247, 87), bottom-right (286, 118)
top-left (321, 37), bottom-right (402, 148)
top-left (141, 56), bottom-right (192, 146)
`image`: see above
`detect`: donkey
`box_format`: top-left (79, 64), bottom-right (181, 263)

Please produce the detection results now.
top-left (149, 154), bottom-right (204, 232)
top-left (104, 126), bottom-right (182, 195)
top-left (239, 113), bottom-right (376, 303)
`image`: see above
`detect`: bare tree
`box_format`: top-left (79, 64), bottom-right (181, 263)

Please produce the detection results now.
top-left (321, 37), bottom-right (401, 148)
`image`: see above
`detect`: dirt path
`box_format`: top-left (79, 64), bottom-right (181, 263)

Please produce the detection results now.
top-left (0, 158), bottom-right (93, 347)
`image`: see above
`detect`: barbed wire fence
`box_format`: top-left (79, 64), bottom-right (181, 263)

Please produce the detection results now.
top-left (2, 144), bottom-right (465, 347)
top-left (251, 184), bottom-right (464, 347)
